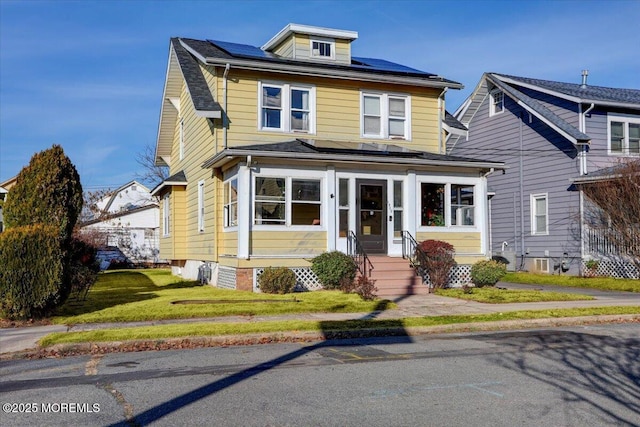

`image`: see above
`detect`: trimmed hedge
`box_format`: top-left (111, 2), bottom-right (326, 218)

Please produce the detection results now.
top-left (311, 251), bottom-right (357, 290)
top-left (259, 267), bottom-right (297, 294)
top-left (471, 259), bottom-right (507, 287)
top-left (0, 224), bottom-right (65, 319)
top-left (418, 240), bottom-right (456, 290)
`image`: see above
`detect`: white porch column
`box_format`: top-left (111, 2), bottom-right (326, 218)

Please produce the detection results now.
top-left (407, 169), bottom-right (417, 235)
top-left (326, 166), bottom-right (336, 251)
top-left (238, 161), bottom-right (251, 259)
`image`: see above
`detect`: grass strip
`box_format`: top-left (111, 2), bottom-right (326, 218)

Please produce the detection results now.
top-left (435, 288), bottom-right (594, 303)
top-left (40, 306), bottom-right (640, 347)
top-left (502, 272), bottom-right (640, 293)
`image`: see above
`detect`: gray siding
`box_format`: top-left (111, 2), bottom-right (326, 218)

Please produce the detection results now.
top-left (453, 91), bottom-right (583, 274)
top-left (518, 87), bottom-right (580, 128)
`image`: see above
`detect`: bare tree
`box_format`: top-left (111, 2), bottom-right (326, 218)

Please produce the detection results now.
top-left (135, 143), bottom-right (168, 188)
top-left (580, 159), bottom-right (640, 273)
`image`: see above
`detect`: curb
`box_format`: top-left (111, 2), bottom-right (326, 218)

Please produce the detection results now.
top-left (4, 313), bottom-right (638, 360)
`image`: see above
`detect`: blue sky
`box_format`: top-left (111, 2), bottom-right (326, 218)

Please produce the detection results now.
top-left (1, 0), bottom-right (639, 190)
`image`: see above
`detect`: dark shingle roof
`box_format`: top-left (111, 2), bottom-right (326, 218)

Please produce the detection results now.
top-left (495, 73), bottom-right (640, 106)
top-left (171, 38), bottom-right (222, 115)
top-left (178, 38), bottom-right (461, 86)
top-left (444, 111), bottom-right (467, 131)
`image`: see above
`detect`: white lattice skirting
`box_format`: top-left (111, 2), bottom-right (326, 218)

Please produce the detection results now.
top-left (422, 265), bottom-right (473, 288)
top-left (581, 260), bottom-right (639, 279)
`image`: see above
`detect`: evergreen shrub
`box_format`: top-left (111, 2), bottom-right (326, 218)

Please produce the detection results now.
top-left (0, 224), bottom-right (64, 319)
top-left (311, 251), bottom-right (357, 290)
top-left (470, 259), bottom-right (507, 287)
top-left (259, 267), bottom-right (296, 294)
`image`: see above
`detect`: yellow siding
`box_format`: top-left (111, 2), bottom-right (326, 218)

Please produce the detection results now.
top-left (294, 34), bottom-right (310, 59)
top-left (334, 38), bottom-right (351, 63)
top-left (222, 231), bottom-right (238, 256)
top-left (159, 193), bottom-right (174, 260)
top-left (251, 231), bottom-right (326, 256)
top-left (273, 38), bottom-right (294, 58)
top-left (217, 69), bottom-right (442, 153)
top-left (173, 187), bottom-right (188, 258)
top-left (415, 231), bottom-right (482, 260)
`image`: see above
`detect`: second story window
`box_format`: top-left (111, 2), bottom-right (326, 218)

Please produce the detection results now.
top-left (609, 116), bottom-right (640, 155)
top-left (490, 89), bottom-right (504, 116)
top-left (361, 92), bottom-right (410, 140)
top-left (259, 82), bottom-right (315, 133)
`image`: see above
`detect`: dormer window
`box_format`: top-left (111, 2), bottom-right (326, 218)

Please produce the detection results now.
top-left (310, 39), bottom-right (334, 59)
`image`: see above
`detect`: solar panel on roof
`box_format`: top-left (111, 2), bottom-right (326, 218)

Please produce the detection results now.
top-left (208, 40), bottom-right (275, 59)
top-left (351, 57), bottom-right (432, 75)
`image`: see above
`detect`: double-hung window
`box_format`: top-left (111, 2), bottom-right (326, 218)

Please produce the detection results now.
top-left (531, 193), bottom-right (548, 235)
top-left (259, 82), bottom-right (315, 133)
top-left (254, 176), bottom-right (322, 227)
top-left (162, 194), bottom-right (170, 236)
top-left (361, 92), bottom-right (410, 139)
top-left (310, 39), bottom-right (334, 59)
top-left (609, 115), bottom-right (640, 155)
top-left (197, 180), bottom-right (205, 232)
top-left (490, 89), bottom-right (504, 116)
top-left (223, 177), bottom-right (238, 228)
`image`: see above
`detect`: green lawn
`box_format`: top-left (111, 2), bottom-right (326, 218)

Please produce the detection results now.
top-left (435, 287), bottom-right (593, 303)
top-left (502, 272), bottom-right (640, 293)
top-left (40, 306), bottom-right (640, 347)
top-left (52, 269), bottom-right (394, 324)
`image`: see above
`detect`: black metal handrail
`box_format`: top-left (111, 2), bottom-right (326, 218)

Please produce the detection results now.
top-left (401, 230), bottom-right (428, 282)
top-left (347, 231), bottom-right (374, 279)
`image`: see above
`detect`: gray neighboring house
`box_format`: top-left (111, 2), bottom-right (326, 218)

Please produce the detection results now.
top-left (448, 72), bottom-right (640, 278)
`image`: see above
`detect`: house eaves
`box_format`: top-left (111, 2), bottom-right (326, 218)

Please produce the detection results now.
top-left (179, 38), bottom-right (463, 90)
top-left (202, 139), bottom-right (504, 171)
top-left (150, 170), bottom-right (188, 197)
top-left (262, 23), bottom-right (358, 51)
top-left (103, 180), bottom-right (150, 213)
top-left (443, 111), bottom-right (468, 137)
top-left (155, 39), bottom-right (223, 167)
top-left (486, 74), bottom-right (591, 145)
top-left (80, 203), bottom-right (159, 227)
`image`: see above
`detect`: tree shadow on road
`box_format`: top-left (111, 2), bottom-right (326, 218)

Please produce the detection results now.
top-left (472, 329), bottom-right (640, 426)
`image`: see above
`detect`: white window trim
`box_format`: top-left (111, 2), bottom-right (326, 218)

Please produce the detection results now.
top-left (530, 193), bottom-right (549, 236)
top-left (253, 170), bottom-right (325, 231)
top-left (489, 89), bottom-right (504, 117)
top-left (360, 91), bottom-right (411, 140)
top-left (162, 194), bottom-right (170, 237)
top-left (607, 114), bottom-right (640, 156)
top-left (310, 38), bottom-right (335, 60)
top-left (197, 180), bottom-right (205, 233)
top-left (416, 178), bottom-right (479, 231)
top-left (534, 258), bottom-right (550, 273)
top-left (223, 176), bottom-right (238, 230)
top-left (258, 81), bottom-right (316, 134)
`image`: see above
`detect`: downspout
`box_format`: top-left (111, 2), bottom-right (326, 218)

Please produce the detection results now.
top-left (438, 87), bottom-right (448, 154)
top-left (482, 168), bottom-right (496, 257)
top-left (223, 63), bottom-right (231, 149)
top-left (578, 103), bottom-right (594, 270)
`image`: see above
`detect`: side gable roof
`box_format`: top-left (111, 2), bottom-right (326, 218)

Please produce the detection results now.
top-left (452, 72), bottom-right (593, 151)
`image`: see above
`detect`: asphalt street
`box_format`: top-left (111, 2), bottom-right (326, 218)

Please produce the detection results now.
top-left (1, 323), bottom-right (639, 427)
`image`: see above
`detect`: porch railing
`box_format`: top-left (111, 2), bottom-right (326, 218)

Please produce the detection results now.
top-left (401, 230), bottom-right (428, 282)
top-left (585, 227), bottom-right (640, 258)
top-left (347, 231), bottom-right (373, 279)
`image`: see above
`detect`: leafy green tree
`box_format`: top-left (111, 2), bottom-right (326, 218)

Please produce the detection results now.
top-left (4, 144), bottom-right (83, 242)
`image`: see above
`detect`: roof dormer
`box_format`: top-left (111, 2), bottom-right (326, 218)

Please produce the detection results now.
top-left (261, 23), bottom-right (358, 65)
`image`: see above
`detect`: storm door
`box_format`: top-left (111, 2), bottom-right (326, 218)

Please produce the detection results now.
top-left (356, 179), bottom-right (387, 254)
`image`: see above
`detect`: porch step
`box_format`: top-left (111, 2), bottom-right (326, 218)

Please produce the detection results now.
top-left (363, 256), bottom-right (429, 297)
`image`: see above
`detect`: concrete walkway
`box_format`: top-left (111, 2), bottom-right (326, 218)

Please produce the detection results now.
top-left (1, 282), bottom-right (639, 355)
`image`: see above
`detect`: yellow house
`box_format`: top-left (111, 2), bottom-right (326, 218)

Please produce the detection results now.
top-left (152, 24), bottom-right (503, 293)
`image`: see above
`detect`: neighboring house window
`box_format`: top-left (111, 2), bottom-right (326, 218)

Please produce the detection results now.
top-left (179, 118), bottom-right (184, 160)
top-left (609, 116), bottom-right (640, 155)
top-left (197, 180), bottom-right (205, 232)
top-left (162, 194), bottom-right (170, 236)
top-left (310, 39), bottom-right (334, 59)
top-left (224, 177), bottom-right (238, 228)
top-left (534, 258), bottom-right (549, 273)
top-left (420, 182), bottom-right (476, 227)
top-left (531, 193), bottom-right (548, 235)
top-left (361, 92), bottom-right (410, 139)
top-left (254, 176), bottom-right (322, 227)
top-left (259, 82), bottom-right (315, 133)
top-left (490, 90), bottom-right (504, 116)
